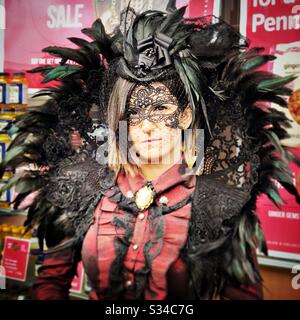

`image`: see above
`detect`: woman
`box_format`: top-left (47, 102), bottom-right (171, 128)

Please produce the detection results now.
top-left (34, 77), bottom-right (264, 300)
top-left (1, 3), bottom-right (299, 300)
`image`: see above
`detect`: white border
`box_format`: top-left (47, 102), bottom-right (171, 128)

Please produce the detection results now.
top-left (2, 236), bottom-right (31, 282)
top-left (240, 0), bottom-right (248, 37)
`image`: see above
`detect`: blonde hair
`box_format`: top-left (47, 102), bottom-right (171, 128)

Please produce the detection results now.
top-left (107, 78), bottom-right (200, 177)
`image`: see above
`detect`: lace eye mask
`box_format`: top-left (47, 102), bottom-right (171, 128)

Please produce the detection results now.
top-left (127, 84), bottom-right (181, 128)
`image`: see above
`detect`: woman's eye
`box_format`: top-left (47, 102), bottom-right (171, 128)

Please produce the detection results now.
top-left (155, 105), bottom-right (167, 111)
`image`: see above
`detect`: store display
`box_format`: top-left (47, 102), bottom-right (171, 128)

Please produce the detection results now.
top-left (0, 171), bottom-right (13, 207)
top-left (0, 224), bottom-right (33, 299)
top-left (0, 113), bottom-right (14, 134)
top-left (0, 73), bottom-right (10, 108)
top-left (0, 224), bottom-right (32, 263)
top-left (0, 72), bottom-right (29, 114)
top-left (0, 134), bottom-right (10, 162)
top-left (0, 72), bottom-right (29, 210)
top-left (0, 224), bottom-right (11, 261)
top-left (6, 72), bottom-right (28, 109)
top-left (0, 222), bottom-right (88, 299)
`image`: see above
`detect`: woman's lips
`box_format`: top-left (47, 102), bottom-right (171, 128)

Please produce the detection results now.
top-left (141, 138), bottom-right (162, 143)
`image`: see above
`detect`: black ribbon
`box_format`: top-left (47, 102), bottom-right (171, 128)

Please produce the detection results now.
top-left (136, 32), bottom-right (173, 75)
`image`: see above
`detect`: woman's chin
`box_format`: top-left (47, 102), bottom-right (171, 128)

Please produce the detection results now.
top-left (134, 150), bottom-right (178, 165)
top-left (137, 152), bottom-right (162, 164)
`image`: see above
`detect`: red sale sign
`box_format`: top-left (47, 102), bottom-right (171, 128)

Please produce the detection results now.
top-left (258, 204), bottom-right (300, 259)
top-left (1, 237), bottom-right (31, 281)
top-left (4, 0), bottom-right (95, 88)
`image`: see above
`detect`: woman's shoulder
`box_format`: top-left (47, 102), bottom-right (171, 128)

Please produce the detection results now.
top-left (42, 153), bottom-right (117, 249)
top-left (54, 152), bottom-right (116, 196)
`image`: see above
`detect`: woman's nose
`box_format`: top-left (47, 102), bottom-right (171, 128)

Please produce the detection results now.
top-left (140, 118), bottom-right (155, 133)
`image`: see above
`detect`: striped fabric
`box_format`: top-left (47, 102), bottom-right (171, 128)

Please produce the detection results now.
top-left (82, 160), bottom-right (196, 299)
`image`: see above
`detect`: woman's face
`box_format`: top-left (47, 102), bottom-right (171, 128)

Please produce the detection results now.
top-left (127, 82), bottom-right (191, 165)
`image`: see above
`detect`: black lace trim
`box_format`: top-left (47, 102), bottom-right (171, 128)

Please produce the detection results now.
top-left (180, 173), bottom-right (253, 299)
top-left (105, 184), bottom-right (193, 299)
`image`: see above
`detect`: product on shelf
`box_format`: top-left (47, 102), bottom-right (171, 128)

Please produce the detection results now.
top-left (0, 113), bottom-right (15, 135)
top-left (0, 133), bottom-right (11, 163)
top-left (0, 73), bottom-right (10, 108)
top-left (11, 225), bottom-right (21, 238)
top-left (0, 72), bottom-right (30, 212)
top-left (0, 224), bottom-right (12, 264)
top-left (6, 72), bottom-right (28, 110)
top-left (0, 170), bottom-right (13, 208)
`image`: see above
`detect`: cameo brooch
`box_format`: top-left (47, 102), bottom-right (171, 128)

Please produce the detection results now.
top-left (135, 181), bottom-right (155, 210)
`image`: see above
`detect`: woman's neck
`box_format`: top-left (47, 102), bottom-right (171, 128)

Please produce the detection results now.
top-left (137, 152), bottom-right (182, 181)
top-left (137, 163), bottom-right (173, 181)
